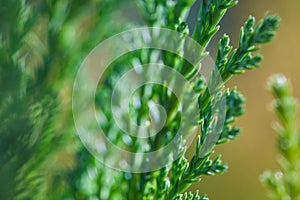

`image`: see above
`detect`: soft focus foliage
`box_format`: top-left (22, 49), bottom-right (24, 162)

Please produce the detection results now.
top-left (262, 74), bottom-right (300, 200)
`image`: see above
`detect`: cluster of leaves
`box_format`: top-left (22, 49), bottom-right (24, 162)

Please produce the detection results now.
top-left (262, 74), bottom-right (300, 200)
top-left (138, 0), bottom-right (195, 27)
top-left (0, 0), bottom-right (280, 200)
top-left (99, 0), bottom-right (280, 199)
top-left (165, 5), bottom-right (280, 200)
top-left (216, 14), bottom-right (280, 81)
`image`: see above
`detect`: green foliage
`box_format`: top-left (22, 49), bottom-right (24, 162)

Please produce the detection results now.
top-left (0, 0), bottom-right (280, 200)
top-left (193, 0), bottom-right (238, 48)
top-left (139, 0), bottom-right (196, 27)
top-left (262, 74), bottom-right (300, 200)
top-left (217, 14), bottom-right (280, 81)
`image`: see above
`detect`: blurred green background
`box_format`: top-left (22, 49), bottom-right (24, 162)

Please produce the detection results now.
top-left (191, 0), bottom-right (300, 199)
